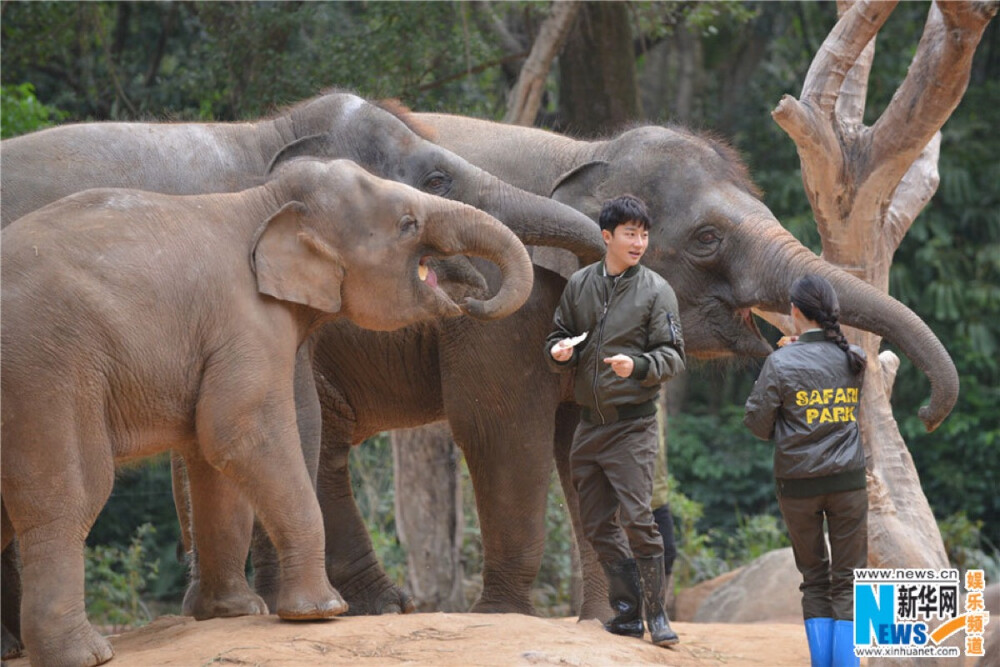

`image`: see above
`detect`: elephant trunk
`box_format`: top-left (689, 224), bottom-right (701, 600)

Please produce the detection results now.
top-left (752, 225), bottom-right (958, 432)
top-left (425, 204), bottom-right (534, 321)
top-left (468, 170), bottom-right (605, 265)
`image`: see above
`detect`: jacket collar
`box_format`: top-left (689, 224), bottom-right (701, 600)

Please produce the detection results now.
top-left (600, 261), bottom-right (641, 279)
top-left (797, 329), bottom-right (827, 343)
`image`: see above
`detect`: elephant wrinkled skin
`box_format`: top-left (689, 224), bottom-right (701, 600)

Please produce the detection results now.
top-left (0, 91), bottom-right (605, 657)
top-left (0, 158), bottom-right (534, 667)
top-left (301, 115), bottom-right (958, 622)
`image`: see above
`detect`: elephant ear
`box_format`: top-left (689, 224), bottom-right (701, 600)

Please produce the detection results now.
top-left (251, 201), bottom-right (346, 313)
top-left (266, 134), bottom-right (335, 175)
top-left (550, 161), bottom-right (611, 222)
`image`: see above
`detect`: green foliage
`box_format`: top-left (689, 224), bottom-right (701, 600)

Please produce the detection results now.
top-left (937, 511), bottom-right (999, 575)
top-left (85, 523), bottom-right (158, 631)
top-left (888, 76), bottom-right (1000, 529)
top-left (0, 82), bottom-right (66, 137)
top-left (349, 434), bottom-right (407, 586)
top-left (666, 404), bottom-right (780, 533)
top-left (666, 473), bottom-right (789, 589)
top-left (89, 455), bottom-right (187, 605)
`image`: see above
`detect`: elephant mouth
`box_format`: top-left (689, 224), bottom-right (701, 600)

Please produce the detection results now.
top-left (684, 299), bottom-right (772, 360)
top-left (418, 256), bottom-right (440, 288)
top-left (413, 254), bottom-right (487, 318)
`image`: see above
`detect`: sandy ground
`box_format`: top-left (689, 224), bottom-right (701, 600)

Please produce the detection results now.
top-left (7, 613), bottom-right (810, 666)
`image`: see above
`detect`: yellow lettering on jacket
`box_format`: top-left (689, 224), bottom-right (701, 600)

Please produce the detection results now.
top-left (809, 390), bottom-right (823, 405)
top-left (806, 405), bottom-right (858, 424)
top-left (835, 388), bottom-right (847, 403)
top-left (822, 389), bottom-right (834, 404)
top-left (796, 391), bottom-right (809, 407)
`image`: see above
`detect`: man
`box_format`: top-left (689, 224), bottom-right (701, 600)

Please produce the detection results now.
top-left (544, 195), bottom-right (685, 647)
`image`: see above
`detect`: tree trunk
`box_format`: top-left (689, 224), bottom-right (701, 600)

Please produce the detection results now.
top-left (772, 1), bottom-right (996, 663)
top-left (392, 423), bottom-right (466, 612)
top-left (503, 1), bottom-right (581, 126)
top-left (558, 1), bottom-right (643, 136)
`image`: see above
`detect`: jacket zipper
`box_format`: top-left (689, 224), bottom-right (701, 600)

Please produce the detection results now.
top-left (592, 272), bottom-right (622, 425)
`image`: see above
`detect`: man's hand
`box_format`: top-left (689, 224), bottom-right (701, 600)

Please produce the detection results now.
top-left (604, 353), bottom-right (633, 377)
top-left (551, 340), bottom-right (574, 362)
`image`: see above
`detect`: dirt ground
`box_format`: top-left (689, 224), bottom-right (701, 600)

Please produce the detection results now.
top-left (7, 613), bottom-right (810, 666)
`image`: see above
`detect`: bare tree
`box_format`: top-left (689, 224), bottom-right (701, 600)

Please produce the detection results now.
top-left (503, 1), bottom-right (581, 126)
top-left (770, 1), bottom-right (996, 660)
top-left (392, 424), bottom-right (466, 612)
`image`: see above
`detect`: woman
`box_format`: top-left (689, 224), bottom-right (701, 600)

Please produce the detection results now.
top-left (744, 274), bottom-right (866, 667)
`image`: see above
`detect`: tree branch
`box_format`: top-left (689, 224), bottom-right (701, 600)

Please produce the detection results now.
top-left (883, 132), bottom-right (941, 253)
top-left (833, 0), bottom-right (876, 125)
top-left (799, 0), bottom-right (897, 114)
top-left (869, 0), bottom-right (998, 184)
top-left (416, 52), bottom-right (529, 93)
top-left (771, 95), bottom-right (845, 231)
top-left (503, 0), bottom-right (581, 126)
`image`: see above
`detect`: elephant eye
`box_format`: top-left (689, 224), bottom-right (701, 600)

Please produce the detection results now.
top-left (689, 227), bottom-right (722, 258)
top-left (399, 215), bottom-right (419, 236)
top-left (422, 171), bottom-right (452, 196)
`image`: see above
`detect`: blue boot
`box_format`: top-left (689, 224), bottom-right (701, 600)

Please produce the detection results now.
top-left (832, 619), bottom-right (859, 667)
top-left (804, 617), bottom-right (833, 667)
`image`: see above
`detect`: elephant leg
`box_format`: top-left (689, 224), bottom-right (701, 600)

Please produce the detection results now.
top-left (195, 370), bottom-right (345, 621)
top-left (251, 341), bottom-right (322, 611)
top-left (315, 400), bottom-right (414, 615)
top-left (447, 376), bottom-right (559, 615)
top-left (1, 506), bottom-right (23, 660)
top-left (171, 452), bottom-right (194, 561)
top-left (553, 402), bottom-right (611, 622)
top-left (180, 452), bottom-right (266, 620)
top-left (4, 428), bottom-right (114, 667)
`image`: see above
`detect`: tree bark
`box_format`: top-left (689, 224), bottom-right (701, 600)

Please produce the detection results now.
top-left (558, 1), bottom-right (643, 136)
top-left (503, 1), bottom-right (581, 126)
top-left (772, 1), bottom-right (996, 663)
top-left (392, 423), bottom-right (466, 612)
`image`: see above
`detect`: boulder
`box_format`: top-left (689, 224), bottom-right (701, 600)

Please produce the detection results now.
top-left (692, 548), bottom-right (802, 624)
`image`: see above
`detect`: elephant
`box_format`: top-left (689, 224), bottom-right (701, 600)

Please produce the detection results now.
top-left (0, 157), bottom-right (535, 667)
top-left (0, 90), bottom-right (605, 657)
top-left (283, 114), bottom-right (959, 622)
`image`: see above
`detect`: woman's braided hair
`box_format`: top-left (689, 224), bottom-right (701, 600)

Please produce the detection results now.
top-left (790, 274), bottom-right (866, 375)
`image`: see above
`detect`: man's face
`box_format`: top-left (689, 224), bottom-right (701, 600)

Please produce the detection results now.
top-left (602, 221), bottom-right (649, 272)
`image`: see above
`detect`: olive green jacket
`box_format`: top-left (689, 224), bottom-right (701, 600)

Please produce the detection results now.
top-left (544, 261), bottom-right (686, 424)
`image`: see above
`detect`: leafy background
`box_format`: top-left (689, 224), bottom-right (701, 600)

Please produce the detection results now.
top-left (2, 0), bottom-right (996, 624)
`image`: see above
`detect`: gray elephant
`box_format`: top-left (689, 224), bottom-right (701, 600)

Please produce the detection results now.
top-left (293, 114), bottom-right (958, 622)
top-left (0, 91), bottom-right (604, 657)
top-left (0, 157), bottom-right (534, 667)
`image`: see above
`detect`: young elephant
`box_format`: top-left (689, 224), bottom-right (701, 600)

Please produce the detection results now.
top-left (0, 158), bottom-right (532, 667)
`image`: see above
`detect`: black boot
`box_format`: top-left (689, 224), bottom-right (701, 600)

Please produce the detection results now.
top-left (637, 555), bottom-right (679, 647)
top-left (600, 559), bottom-right (644, 638)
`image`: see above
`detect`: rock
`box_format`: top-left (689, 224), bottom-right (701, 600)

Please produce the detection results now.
top-left (693, 548), bottom-right (802, 624)
top-left (672, 567), bottom-right (744, 622)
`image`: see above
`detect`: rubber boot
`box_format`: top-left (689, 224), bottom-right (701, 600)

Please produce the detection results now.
top-left (637, 555), bottom-right (679, 647)
top-left (600, 559), bottom-right (644, 638)
top-left (804, 617), bottom-right (834, 667)
top-left (832, 620), bottom-right (859, 667)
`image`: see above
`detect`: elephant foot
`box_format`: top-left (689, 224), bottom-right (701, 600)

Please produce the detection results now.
top-left (1, 623), bottom-right (23, 660)
top-left (276, 585), bottom-right (348, 620)
top-left (183, 579), bottom-right (269, 620)
top-left (470, 596), bottom-right (536, 615)
top-left (343, 583), bottom-right (415, 616)
top-left (30, 622), bottom-right (113, 667)
top-left (578, 600), bottom-right (613, 623)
